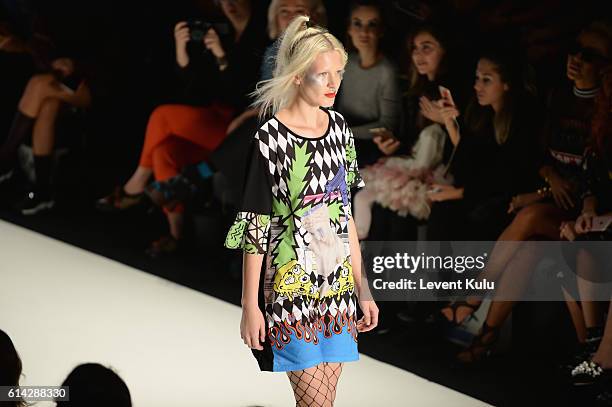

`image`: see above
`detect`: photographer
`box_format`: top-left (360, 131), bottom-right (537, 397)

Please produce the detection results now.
top-left (96, 0), bottom-right (268, 257)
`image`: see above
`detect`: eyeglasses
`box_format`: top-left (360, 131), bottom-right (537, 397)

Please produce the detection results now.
top-left (568, 42), bottom-right (610, 64)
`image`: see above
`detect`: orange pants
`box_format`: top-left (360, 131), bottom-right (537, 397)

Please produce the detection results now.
top-left (139, 103), bottom-right (234, 212)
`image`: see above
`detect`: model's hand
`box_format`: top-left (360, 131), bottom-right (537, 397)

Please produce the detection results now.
top-left (357, 299), bottom-right (379, 332)
top-left (240, 304), bottom-right (266, 350)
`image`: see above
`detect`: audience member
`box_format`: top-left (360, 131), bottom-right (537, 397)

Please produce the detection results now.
top-left (96, 0), bottom-right (268, 257)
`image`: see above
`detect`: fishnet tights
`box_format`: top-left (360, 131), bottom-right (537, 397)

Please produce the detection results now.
top-left (287, 362), bottom-right (343, 407)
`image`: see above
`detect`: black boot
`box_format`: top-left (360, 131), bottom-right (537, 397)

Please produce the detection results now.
top-left (18, 154), bottom-right (55, 215)
top-left (0, 111), bottom-right (35, 178)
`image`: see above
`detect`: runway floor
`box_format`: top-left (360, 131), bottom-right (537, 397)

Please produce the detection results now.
top-left (0, 220), bottom-right (491, 406)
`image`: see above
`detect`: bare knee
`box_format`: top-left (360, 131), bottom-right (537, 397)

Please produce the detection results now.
top-left (510, 205), bottom-right (543, 236)
top-left (38, 98), bottom-right (62, 118)
top-left (149, 105), bottom-right (174, 123)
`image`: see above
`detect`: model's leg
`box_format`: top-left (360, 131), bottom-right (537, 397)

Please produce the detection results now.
top-left (287, 363), bottom-right (331, 407)
top-left (323, 362), bottom-right (343, 405)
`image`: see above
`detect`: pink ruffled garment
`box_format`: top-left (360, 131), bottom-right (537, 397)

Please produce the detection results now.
top-left (361, 124), bottom-right (453, 220)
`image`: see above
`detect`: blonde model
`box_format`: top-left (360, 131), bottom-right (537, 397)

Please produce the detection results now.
top-left (224, 15), bottom-right (379, 407)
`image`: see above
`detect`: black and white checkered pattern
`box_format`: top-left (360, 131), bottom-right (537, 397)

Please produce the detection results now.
top-left (253, 108), bottom-right (361, 328)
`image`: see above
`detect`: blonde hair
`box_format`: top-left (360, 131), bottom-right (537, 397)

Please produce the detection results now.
top-left (267, 0), bottom-right (328, 40)
top-left (252, 15), bottom-right (347, 119)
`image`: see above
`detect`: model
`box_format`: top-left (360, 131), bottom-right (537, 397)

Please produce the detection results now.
top-left (224, 15), bottom-right (379, 407)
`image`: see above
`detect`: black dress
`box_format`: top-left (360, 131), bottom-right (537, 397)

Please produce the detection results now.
top-left (427, 97), bottom-right (544, 241)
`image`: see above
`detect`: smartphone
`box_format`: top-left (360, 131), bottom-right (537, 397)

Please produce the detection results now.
top-left (427, 186), bottom-right (442, 194)
top-left (438, 85), bottom-right (455, 107)
top-left (591, 215), bottom-right (612, 232)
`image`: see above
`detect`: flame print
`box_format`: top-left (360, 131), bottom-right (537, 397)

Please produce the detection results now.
top-left (268, 310), bottom-right (358, 350)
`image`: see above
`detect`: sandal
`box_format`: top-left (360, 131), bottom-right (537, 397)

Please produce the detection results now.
top-left (145, 235), bottom-right (180, 258)
top-left (96, 186), bottom-right (144, 212)
top-left (440, 299), bottom-right (481, 325)
top-left (571, 360), bottom-right (612, 386)
top-left (456, 322), bottom-right (500, 363)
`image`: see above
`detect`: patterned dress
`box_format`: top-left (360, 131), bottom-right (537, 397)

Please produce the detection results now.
top-left (224, 107), bottom-right (364, 372)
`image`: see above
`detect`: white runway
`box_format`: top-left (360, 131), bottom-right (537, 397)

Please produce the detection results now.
top-left (0, 220), bottom-right (491, 406)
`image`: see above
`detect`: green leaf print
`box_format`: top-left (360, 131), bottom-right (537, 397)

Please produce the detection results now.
top-left (271, 141), bottom-right (312, 268)
top-left (346, 143), bottom-right (357, 186)
top-left (327, 199), bottom-right (343, 227)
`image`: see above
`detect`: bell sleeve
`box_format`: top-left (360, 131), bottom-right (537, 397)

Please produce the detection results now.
top-left (224, 137), bottom-right (273, 254)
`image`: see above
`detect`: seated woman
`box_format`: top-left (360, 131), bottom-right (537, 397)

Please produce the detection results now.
top-left (96, 0), bottom-right (268, 257)
top-left (334, 0), bottom-right (401, 168)
top-left (426, 44), bottom-right (542, 242)
top-left (0, 54), bottom-right (91, 215)
top-left (559, 67), bottom-right (612, 393)
top-left (442, 23), bottom-right (612, 363)
top-left (144, 0), bottom-right (328, 211)
top-left (352, 21), bottom-right (469, 239)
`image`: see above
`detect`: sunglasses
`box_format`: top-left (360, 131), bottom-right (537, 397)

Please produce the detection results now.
top-left (568, 42), bottom-right (610, 64)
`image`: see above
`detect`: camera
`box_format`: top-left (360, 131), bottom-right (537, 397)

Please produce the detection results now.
top-left (187, 19), bottom-right (230, 42)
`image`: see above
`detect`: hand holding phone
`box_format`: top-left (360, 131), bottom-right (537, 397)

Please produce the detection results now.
top-left (591, 215), bottom-right (612, 232)
top-left (438, 85), bottom-right (455, 107)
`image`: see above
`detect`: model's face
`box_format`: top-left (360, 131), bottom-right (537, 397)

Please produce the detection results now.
top-left (474, 58), bottom-right (508, 107)
top-left (347, 6), bottom-right (382, 52)
top-left (297, 50), bottom-right (345, 108)
top-left (411, 32), bottom-right (444, 78)
top-left (276, 0), bottom-right (310, 35)
top-left (220, 0), bottom-right (250, 22)
top-left (567, 31), bottom-right (610, 84)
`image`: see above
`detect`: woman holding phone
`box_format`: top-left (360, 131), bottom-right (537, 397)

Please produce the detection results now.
top-left (351, 21), bottom-right (468, 240)
top-left (335, 0), bottom-right (401, 167)
top-left (96, 0), bottom-right (268, 257)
